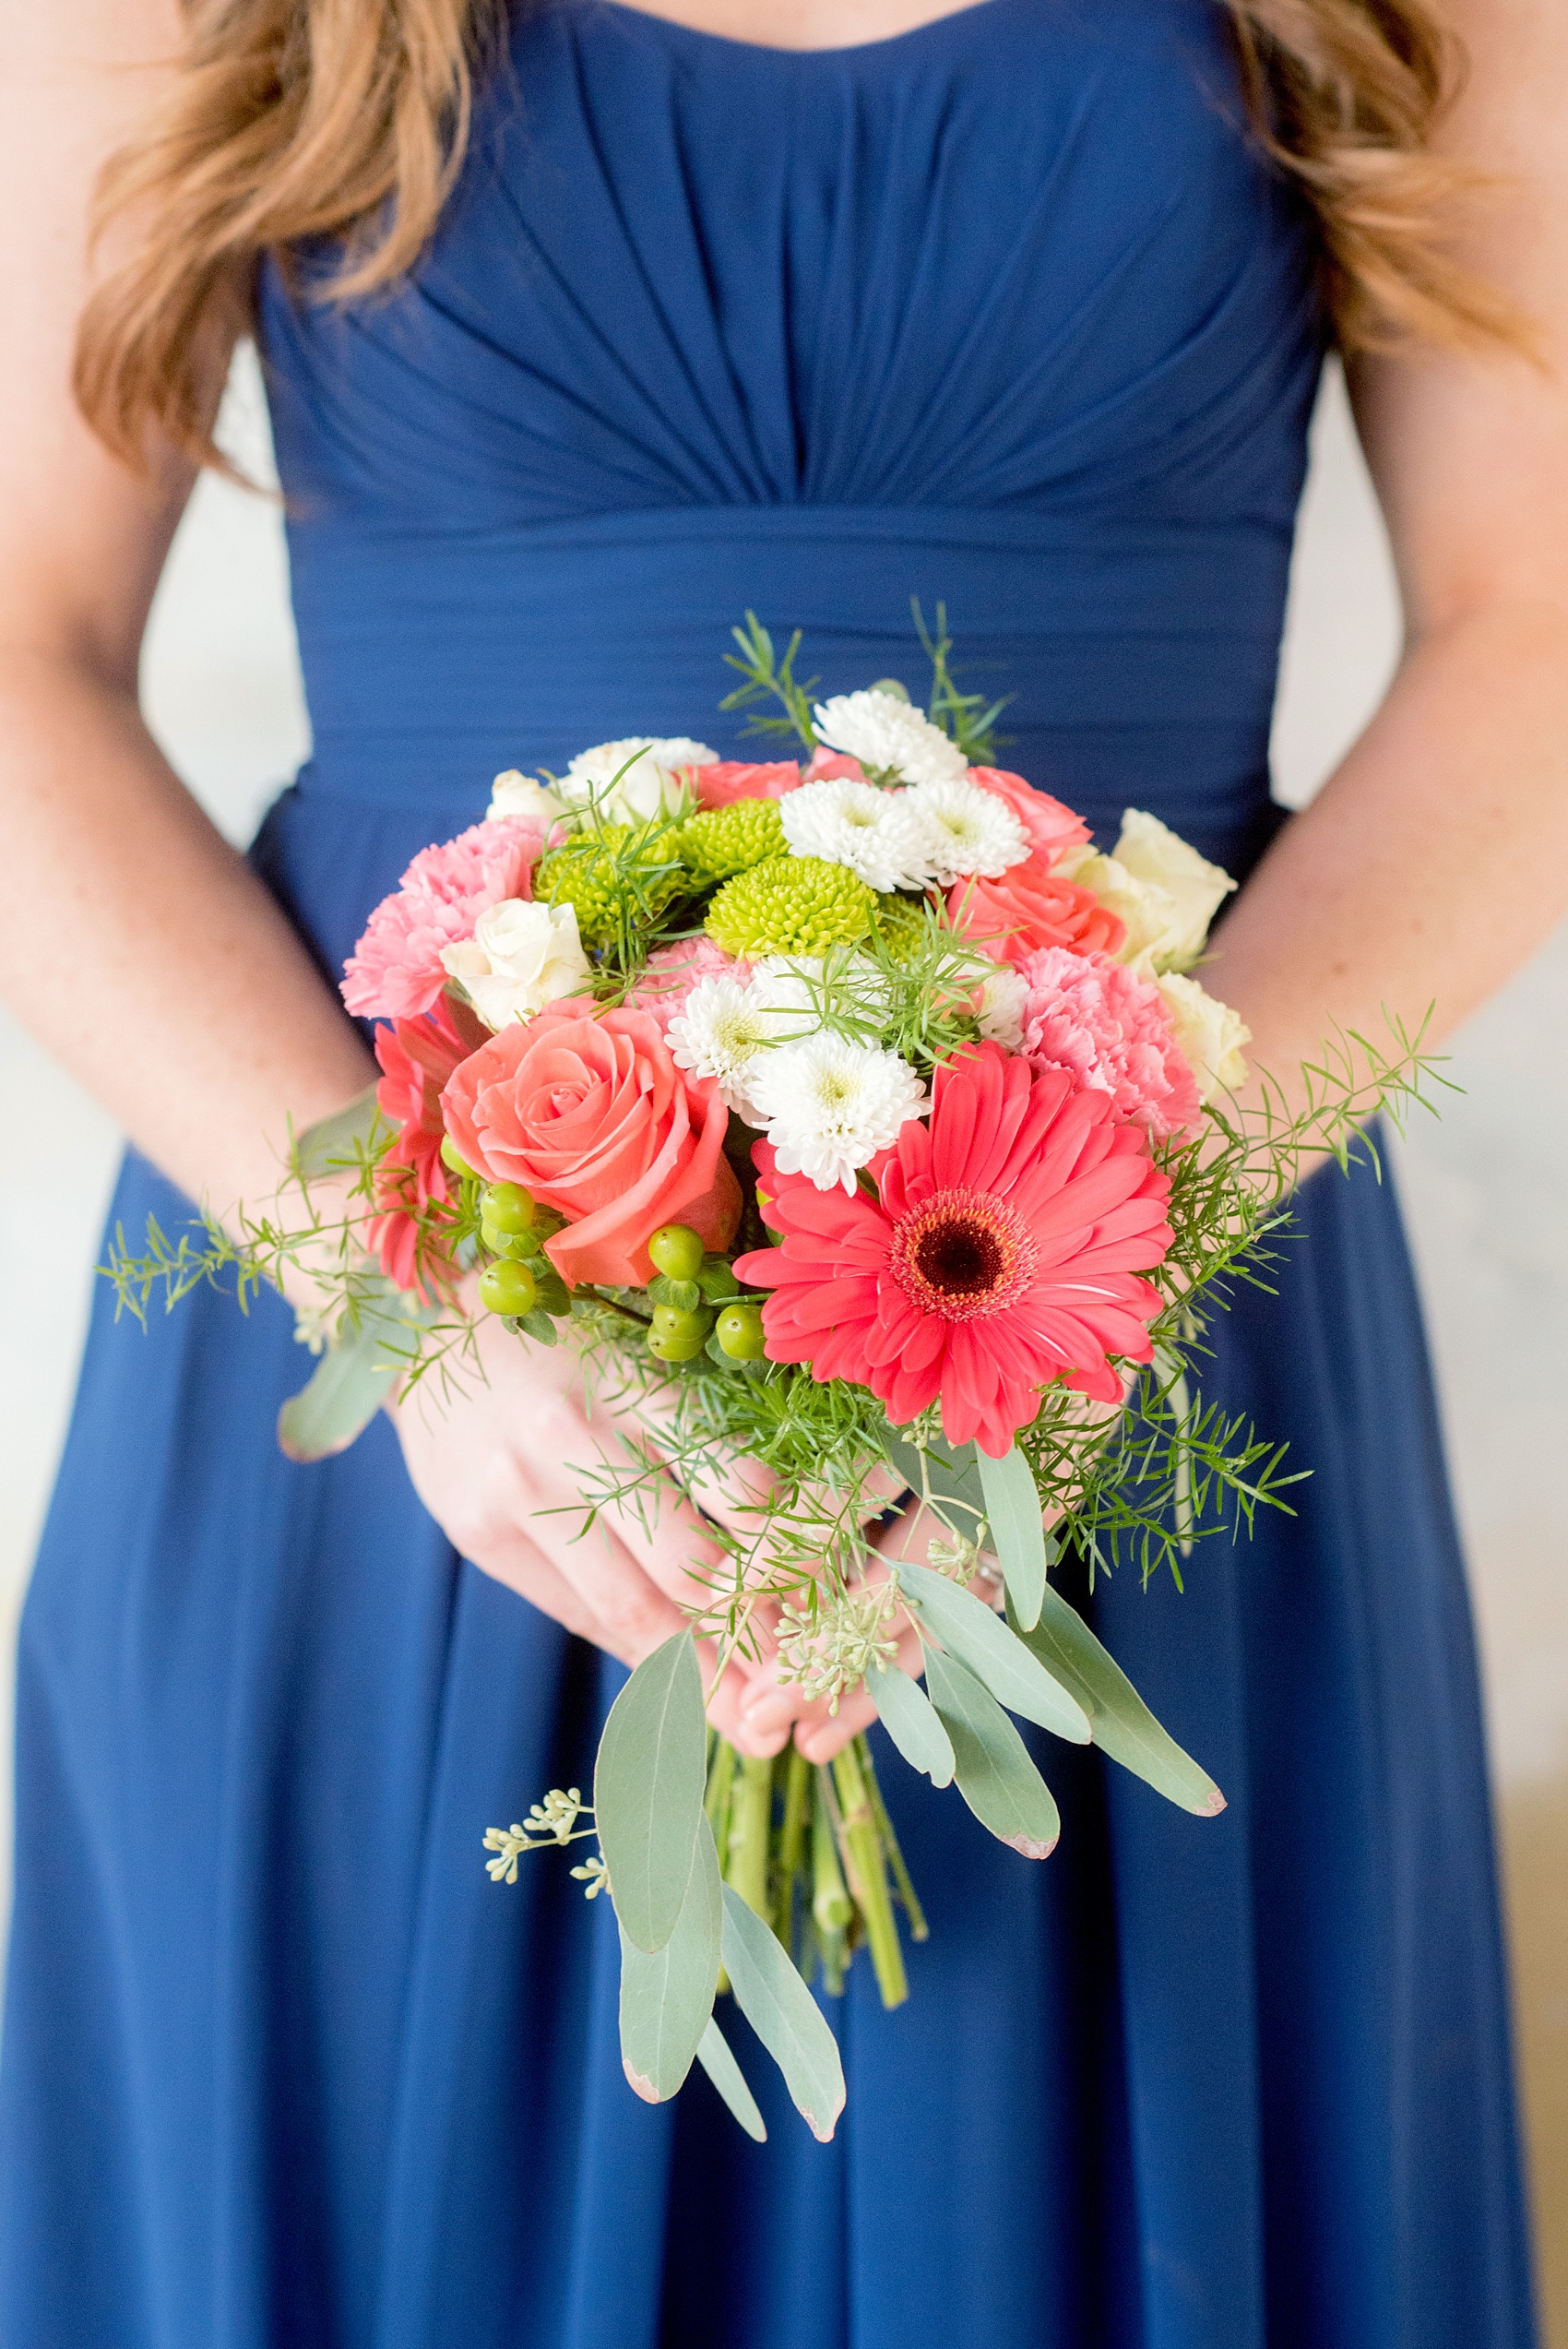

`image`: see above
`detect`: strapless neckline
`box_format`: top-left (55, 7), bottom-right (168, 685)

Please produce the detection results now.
top-left (589, 0), bottom-right (1006, 60)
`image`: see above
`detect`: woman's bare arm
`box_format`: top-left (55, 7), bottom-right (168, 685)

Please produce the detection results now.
top-left (1209, 0), bottom-right (1568, 1098)
top-left (0, 2), bottom-right (374, 1215)
top-left (0, 3), bottom-right (792, 1753)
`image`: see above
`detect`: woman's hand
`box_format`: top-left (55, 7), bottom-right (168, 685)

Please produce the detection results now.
top-left (386, 1308), bottom-right (794, 1757)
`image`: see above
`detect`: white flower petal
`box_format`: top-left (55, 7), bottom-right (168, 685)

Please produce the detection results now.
top-left (905, 776), bottom-right (1028, 883)
top-left (440, 898), bottom-right (590, 1029)
top-left (560, 736), bottom-right (715, 825)
top-left (748, 1033), bottom-right (928, 1193)
top-left (812, 690), bottom-right (968, 786)
top-left (778, 775), bottom-right (933, 892)
top-left (487, 769), bottom-right (566, 828)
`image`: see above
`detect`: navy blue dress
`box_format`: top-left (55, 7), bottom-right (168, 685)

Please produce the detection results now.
top-left (1, 5), bottom-right (1538, 2343)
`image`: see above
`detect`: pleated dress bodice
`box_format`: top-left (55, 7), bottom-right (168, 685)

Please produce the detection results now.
top-left (259, 0), bottom-right (1322, 875)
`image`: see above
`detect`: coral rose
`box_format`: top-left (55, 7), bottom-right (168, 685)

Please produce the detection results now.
top-left (946, 853), bottom-right (1126, 970)
top-left (966, 769), bottom-right (1090, 865)
top-left (692, 760), bottom-right (803, 809)
top-left (440, 1003), bottom-right (741, 1288)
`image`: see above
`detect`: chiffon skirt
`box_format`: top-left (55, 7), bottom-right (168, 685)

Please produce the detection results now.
top-left (0, 783), bottom-right (1537, 2349)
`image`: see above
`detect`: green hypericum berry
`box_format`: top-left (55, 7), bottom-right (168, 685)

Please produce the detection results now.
top-left (652, 1303), bottom-right (712, 1344)
top-left (674, 798), bottom-right (787, 884)
top-left (536, 826), bottom-right (682, 948)
top-left (479, 1259), bottom-right (538, 1318)
top-left (481, 1220), bottom-right (540, 1261)
top-left (715, 1304), bottom-right (766, 1360)
top-left (439, 1135), bottom-right (474, 1177)
top-left (647, 1324), bottom-right (707, 1363)
top-left (647, 1224), bottom-right (705, 1280)
top-left (705, 854), bottom-right (874, 959)
top-left (481, 1181), bottom-right (536, 1234)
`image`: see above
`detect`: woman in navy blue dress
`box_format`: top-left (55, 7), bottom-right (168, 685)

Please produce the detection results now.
top-left (2, 1), bottom-right (1564, 2342)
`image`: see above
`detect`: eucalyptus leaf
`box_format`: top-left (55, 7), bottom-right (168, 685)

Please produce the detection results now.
top-left (977, 1443), bottom-right (1049, 1632)
top-left (695, 2018), bottom-right (767, 2142)
top-left (1010, 1587), bottom-right (1225, 1818)
top-left (291, 1085), bottom-right (381, 1182)
top-left (720, 1885), bottom-right (846, 2142)
top-left (596, 1632), bottom-right (707, 1955)
top-left (897, 1559), bottom-right (1089, 1745)
top-left (924, 1646), bottom-right (1061, 1859)
top-left (618, 1816), bottom-right (722, 2103)
top-left (869, 1661), bottom-right (955, 1786)
top-left (277, 1318), bottom-right (403, 1461)
top-left (881, 1426), bottom-right (986, 1525)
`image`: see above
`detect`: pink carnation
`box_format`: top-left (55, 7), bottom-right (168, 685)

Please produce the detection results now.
top-left (341, 817), bottom-right (544, 1021)
top-left (967, 769), bottom-right (1091, 865)
top-left (1018, 948), bottom-right (1201, 1139)
top-left (692, 760), bottom-right (803, 808)
top-left (626, 937), bottom-right (750, 1031)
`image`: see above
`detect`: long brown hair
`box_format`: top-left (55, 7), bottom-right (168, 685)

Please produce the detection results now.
top-left (74, 0), bottom-right (1516, 475)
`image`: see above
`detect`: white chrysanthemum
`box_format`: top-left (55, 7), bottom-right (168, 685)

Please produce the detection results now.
top-left (778, 775), bottom-right (933, 892)
top-left (905, 775), bottom-right (1028, 883)
top-left (748, 1033), bottom-right (928, 1193)
top-left (975, 963), bottom-right (1028, 1050)
top-left (440, 898), bottom-right (590, 1030)
top-left (666, 975), bottom-right (792, 1115)
top-left (559, 736), bottom-right (716, 825)
top-left (813, 690), bottom-right (968, 786)
top-left (486, 768), bottom-right (566, 828)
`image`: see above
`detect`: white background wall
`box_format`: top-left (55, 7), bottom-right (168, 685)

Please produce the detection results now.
top-left (1, 354), bottom-right (1565, 2327)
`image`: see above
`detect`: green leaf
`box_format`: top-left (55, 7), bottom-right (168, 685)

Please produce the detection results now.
top-left (595, 1632), bottom-right (707, 1955)
top-left (923, 1647), bottom-right (1061, 1859)
top-left (291, 1085), bottom-right (381, 1182)
top-left (1010, 1587), bottom-right (1225, 1818)
top-left (618, 1815), bottom-right (722, 2102)
top-left (897, 1559), bottom-right (1089, 1745)
top-left (977, 1443), bottom-right (1050, 1632)
top-left (869, 1661), bottom-right (955, 1787)
top-left (517, 1308), bottom-right (559, 1345)
top-left (720, 1885), bottom-right (846, 2142)
top-left (277, 1318), bottom-right (401, 1461)
top-left (695, 2017), bottom-right (767, 2142)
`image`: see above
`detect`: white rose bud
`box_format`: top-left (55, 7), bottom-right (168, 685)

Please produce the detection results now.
top-left (487, 769), bottom-right (566, 828)
top-left (1111, 811), bottom-right (1236, 969)
top-left (1062, 850), bottom-right (1175, 974)
top-left (560, 737), bottom-right (715, 826)
top-left (440, 898), bottom-right (591, 1031)
top-left (975, 963), bottom-right (1028, 1050)
top-left (1156, 970), bottom-right (1251, 1102)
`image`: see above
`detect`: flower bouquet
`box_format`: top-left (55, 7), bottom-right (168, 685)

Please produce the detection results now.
top-left (110, 613), bottom-right (1431, 2144)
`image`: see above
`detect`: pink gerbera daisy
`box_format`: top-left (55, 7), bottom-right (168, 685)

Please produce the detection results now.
top-left (733, 1043), bottom-right (1172, 1456)
top-left (341, 817), bottom-right (543, 1021)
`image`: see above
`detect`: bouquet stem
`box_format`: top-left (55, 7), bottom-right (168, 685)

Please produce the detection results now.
top-left (703, 1733), bottom-right (921, 2010)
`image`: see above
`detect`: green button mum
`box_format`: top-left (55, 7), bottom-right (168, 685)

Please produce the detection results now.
top-left (536, 826), bottom-right (683, 948)
top-left (674, 798), bottom-right (787, 884)
top-left (705, 854), bottom-right (875, 958)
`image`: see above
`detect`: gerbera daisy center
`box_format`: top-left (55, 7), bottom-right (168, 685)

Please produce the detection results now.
top-left (887, 1186), bottom-right (1037, 1322)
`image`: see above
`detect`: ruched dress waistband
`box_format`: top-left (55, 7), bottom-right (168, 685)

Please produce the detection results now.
top-left (281, 505), bottom-right (1293, 876)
